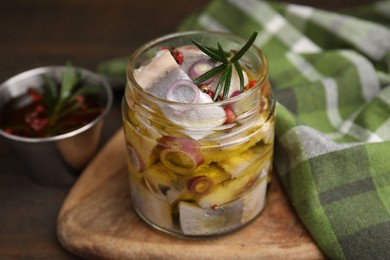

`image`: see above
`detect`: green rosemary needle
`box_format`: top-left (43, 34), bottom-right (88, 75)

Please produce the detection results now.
top-left (192, 31), bottom-right (258, 101)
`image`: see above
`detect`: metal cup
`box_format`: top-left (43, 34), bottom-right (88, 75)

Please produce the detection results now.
top-left (0, 66), bottom-right (113, 186)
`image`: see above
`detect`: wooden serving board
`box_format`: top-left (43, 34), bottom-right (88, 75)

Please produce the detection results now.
top-left (57, 130), bottom-right (324, 259)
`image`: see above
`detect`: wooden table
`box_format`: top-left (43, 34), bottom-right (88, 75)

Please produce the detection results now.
top-left (0, 0), bottom-right (377, 258)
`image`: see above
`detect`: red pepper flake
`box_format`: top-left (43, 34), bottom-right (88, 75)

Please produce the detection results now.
top-left (160, 47), bottom-right (168, 50)
top-left (211, 204), bottom-right (218, 210)
top-left (28, 88), bottom-right (43, 102)
top-left (4, 129), bottom-right (12, 134)
top-left (35, 105), bottom-right (45, 113)
top-left (75, 95), bottom-right (85, 102)
top-left (206, 90), bottom-right (214, 99)
top-left (25, 111), bottom-right (36, 124)
top-left (31, 118), bottom-right (48, 131)
top-left (169, 47), bottom-right (184, 65)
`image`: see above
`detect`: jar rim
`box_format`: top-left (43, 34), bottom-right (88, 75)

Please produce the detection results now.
top-left (126, 30), bottom-right (269, 107)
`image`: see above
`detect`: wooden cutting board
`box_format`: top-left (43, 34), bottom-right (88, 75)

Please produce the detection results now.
top-left (57, 130), bottom-right (324, 259)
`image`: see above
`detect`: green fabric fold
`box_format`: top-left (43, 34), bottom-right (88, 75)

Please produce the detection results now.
top-left (178, 1), bottom-right (390, 259)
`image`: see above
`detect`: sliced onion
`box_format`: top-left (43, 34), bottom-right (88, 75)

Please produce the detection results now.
top-left (126, 141), bottom-right (145, 172)
top-left (187, 176), bottom-right (214, 195)
top-left (160, 149), bottom-right (198, 175)
top-left (188, 59), bottom-right (215, 85)
top-left (159, 136), bottom-right (204, 175)
top-left (166, 80), bottom-right (200, 104)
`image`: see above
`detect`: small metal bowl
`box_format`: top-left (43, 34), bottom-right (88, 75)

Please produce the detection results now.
top-left (0, 66), bottom-right (113, 186)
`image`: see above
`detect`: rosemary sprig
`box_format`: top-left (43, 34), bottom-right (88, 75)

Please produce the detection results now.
top-left (192, 31), bottom-right (258, 101)
top-left (44, 63), bottom-right (101, 126)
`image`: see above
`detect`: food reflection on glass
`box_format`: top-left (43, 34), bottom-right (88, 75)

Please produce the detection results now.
top-left (122, 31), bottom-right (275, 237)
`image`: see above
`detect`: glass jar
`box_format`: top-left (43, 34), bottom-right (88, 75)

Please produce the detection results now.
top-left (122, 31), bottom-right (275, 238)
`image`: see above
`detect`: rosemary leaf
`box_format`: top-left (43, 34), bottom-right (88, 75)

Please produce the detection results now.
top-left (233, 61), bottom-right (245, 92)
top-left (193, 64), bottom-right (225, 85)
top-left (218, 42), bottom-right (228, 63)
top-left (222, 64), bottom-right (233, 100)
top-left (230, 31), bottom-right (258, 63)
top-left (209, 46), bottom-right (230, 57)
top-left (57, 100), bottom-right (83, 119)
top-left (71, 84), bottom-right (101, 98)
top-left (42, 74), bottom-right (58, 114)
top-left (192, 39), bottom-right (226, 63)
top-left (213, 63), bottom-right (231, 101)
top-left (60, 63), bottom-right (79, 102)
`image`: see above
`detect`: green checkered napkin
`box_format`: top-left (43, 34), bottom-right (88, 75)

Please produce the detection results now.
top-left (179, 0), bottom-right (390, 259)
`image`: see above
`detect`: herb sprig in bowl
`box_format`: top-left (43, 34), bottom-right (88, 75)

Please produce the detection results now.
top-left (1, 63), bottom-right (108, 138)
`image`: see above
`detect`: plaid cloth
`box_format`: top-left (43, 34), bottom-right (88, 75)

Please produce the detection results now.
top-left (177, 0), bottom-right (390, 259)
